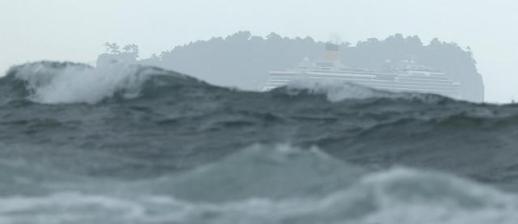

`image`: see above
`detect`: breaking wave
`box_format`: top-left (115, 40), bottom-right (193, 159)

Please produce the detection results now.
top-left (283, 79), bottom-right (457, 105)
top-left (1, 61), bottom-right (205, 104)
top-left (1, 61), bottom-right (518, 223)
top-left (1, 61), bottom-right (457, 106)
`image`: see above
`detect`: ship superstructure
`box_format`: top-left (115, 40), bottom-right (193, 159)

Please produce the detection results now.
top-left (263, 43), bottom-right (462, 99)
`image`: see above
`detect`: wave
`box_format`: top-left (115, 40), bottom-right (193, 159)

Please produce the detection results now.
top-left (284, 79), bottom-right (399, 101)
top-left (2, 61), bottom-right (518, 222)
top-left (1, 61), bottom-right (466, 106)
top-left (280, 79), bottom-right (458, 104)
top-left (2, 145), bottom-right (518, 224)
top-left (1, 61), bottom-right (518, 186)
top-left (1, 61), bottom-right (208, 104)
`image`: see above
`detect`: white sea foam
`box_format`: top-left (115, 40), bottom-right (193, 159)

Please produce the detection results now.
top-left (1, 168), bottom-right (518, 224)
top-left (2, 145), bottom-right (518, 224)
top-left (14, 63), bottom-right (149, 104)
top-left (285, 79), bottom-right (449, 103)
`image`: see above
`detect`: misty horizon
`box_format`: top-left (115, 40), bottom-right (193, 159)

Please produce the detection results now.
top-left (2, 0), bottom-right (518, 102)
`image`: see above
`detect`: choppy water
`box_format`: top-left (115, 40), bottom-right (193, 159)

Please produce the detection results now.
top-left (1, 61), bottom-right (518, 223)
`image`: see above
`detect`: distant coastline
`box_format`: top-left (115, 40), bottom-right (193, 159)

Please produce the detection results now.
top-left (103, 31), bottom-right (485, 102)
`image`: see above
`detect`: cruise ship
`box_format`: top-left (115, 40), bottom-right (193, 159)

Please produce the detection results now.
top-left (263, 43), bottom-right (462, 99)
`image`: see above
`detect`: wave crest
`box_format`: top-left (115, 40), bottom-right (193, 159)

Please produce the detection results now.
top-left (281, 79), bottom-right (457, 104)
top-left (2, 61), bottom-right (203, 104)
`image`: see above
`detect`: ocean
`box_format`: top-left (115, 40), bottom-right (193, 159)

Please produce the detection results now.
top-left (1, 61), bottom-right (518, 223)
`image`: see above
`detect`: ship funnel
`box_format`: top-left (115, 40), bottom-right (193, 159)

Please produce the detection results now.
top-left (324, 43), bottom-right (340, 62)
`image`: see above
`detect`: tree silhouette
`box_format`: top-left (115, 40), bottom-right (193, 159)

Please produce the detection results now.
top-left (123, 44), bottom-right (139, 58)
top-left (104, 42), bottom-right (121, 54)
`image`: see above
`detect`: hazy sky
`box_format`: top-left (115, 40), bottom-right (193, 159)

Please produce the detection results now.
top-left (1, 0), bottom-right (517, 102)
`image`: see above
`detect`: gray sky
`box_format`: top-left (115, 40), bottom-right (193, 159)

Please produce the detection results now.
top-left (1, 0), bottom-right (517, 102)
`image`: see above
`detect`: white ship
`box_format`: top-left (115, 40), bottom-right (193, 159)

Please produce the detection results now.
top-left (263, 43), bottom-right (462, 99)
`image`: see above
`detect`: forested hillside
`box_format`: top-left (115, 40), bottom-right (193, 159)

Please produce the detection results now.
top-left (139, 31), bottom-right (484, 101)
